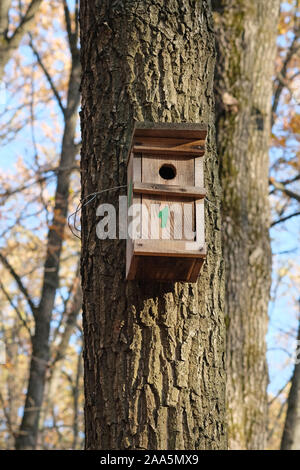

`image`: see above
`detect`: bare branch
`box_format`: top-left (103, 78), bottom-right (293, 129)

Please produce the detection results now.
top-left (0, 279), bottom-right (32, 337)
top-left (29, 35), bottom-right (65, 116)
top-left (0, 252), bottom-right (37, 318)
top-left (267, 399), bottom-right (287, 443)
top-left (276, 70), bottom-right (300, 105)
top-left (51, 276), bottom-right (82, 367)
top-left (62, 0), bottom-right (72, 40)
top-left (0, 165), bottom-right (80, 202)
top-left (268, 379), bottom-right (290, 407)
top-left (272, 8), bottom-right (300, 120)
top-left (0, 0), bottom-right (11, 38)
top-left (8, 0), bottom-right (43, 49)
top-left (278, 174), bottom-right (300, 187)
top-left (271, 211), bottom-right (300, 227)
top-left (0, 391), bottom-right (16, 440)
top-left (72, 347), bottom-right (82, 449)
top-left (270, 178), bottom-right (300, 203)
top-left (62, 0), bottom-right (78, 56)
top-left (74, 0), bottom-right (79, 42)
top-left (16, 19), bottom-right (81, 445)
top-left (270, 174), bottom-right (300, 195)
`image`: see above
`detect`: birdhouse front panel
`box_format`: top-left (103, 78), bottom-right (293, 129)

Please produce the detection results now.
top-left (126, 123), bottom-right (207, 282)
top-left (142, 154), bottom-right (195, 186)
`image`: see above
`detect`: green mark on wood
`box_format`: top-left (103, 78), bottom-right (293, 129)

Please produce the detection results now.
top-left (159, 206), bottom-right (169, 228)
top-left (128, 181), bottom-right (133, 207)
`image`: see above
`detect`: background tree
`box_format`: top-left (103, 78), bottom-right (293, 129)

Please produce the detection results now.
top-left (213, 0), bottom-right (280, 449)
top-left (80, 0), bottom-right (226, 450)
top-left (0, 0), bottom-right (43, 80)
top-left (0, 0), bottom-right (83, 449)
top-left (281, 301), bottom-right (300, 450)
top-left (267, 0), bottom-right (300, 450)
top-left (0, 0), bottom-right (299, 451)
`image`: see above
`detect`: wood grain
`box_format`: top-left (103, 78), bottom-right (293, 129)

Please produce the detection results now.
top-left (133, 182), bottom-right (206, 198)
top-left (142, 154), bottom-right (194, 186)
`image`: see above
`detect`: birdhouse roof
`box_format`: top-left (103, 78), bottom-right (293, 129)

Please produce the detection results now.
top-left (127, 122), bottom-right (207, 165)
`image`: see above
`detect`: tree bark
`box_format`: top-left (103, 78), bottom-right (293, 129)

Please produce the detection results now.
top-left (80, 0), bottom-right (226, 450)
top-left (212, 0), bottom-right (280, 449)
top-left (281, 306), bottom-right (300, 450)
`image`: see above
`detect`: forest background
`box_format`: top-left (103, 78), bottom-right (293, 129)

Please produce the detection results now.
top-left (0, 0), bottom-right (299, 450)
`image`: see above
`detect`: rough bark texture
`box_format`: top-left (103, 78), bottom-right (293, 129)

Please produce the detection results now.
top-left (212, 0), bottom-right (280, 450)
top-left (80, 0), bottom-right (226, 450)
top-left (281, 313), bottom-right (300, 450)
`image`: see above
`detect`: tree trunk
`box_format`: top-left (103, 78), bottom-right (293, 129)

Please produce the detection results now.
top-left (281, 306), bottom-right (300, 450)
top-left (15, 33), bottom-right (81, 450)
top-left (80, 0), bottom-right (226, 450)
top-left (212, 0), bottom-right (280, 449)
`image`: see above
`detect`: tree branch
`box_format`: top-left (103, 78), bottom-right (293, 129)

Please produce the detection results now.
top-left (270, 174), bottom-right (300, 195)
top-left (271, 211), bottom-right (300, 227)
top-left (72, 346), bottom-right (82, 449)
top-left (0, 0), bottom-right (11, 37)
top-left (74, 0), bottom-right (79, 43)
top-left (269, 178), bottom-right (300, 203)
top-left (272, 8), bottom-right (300, 120)
top-left (267, 399), bottom-right (286, 443)
top-left (278, 174), bottom-right (300, 187)
top-left (8, 0), bottom-right (43, 49)
top-left (29, 35), bottom-right (65, 116)
top-left (276, 70), bottom-right (300, 105)
top-left (51, 276), bottom-right (82, 367)
top-left (62, 0), bottom-right (77, 57)
top-left (16, 15), bottom-right (81, 446)
top-left (0, 391), bottom-right (16, 440)
top-left (0, 252), bottom-right (37, 318)
top-left (0, 280), bottom-right (32, 337)
top-left (268, 379), bottom-right (290, 407)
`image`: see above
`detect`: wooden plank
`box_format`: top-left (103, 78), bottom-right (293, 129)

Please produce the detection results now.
top-left (127, 152), bottom-right (142, 278)
top-left (195, 199), bottom-right (205, 247)
top-left (140, 194), bottom-right (195, 241)
top-left (133, 240), bottom-right (206, 258)
top-left (194, 156), bottom-right (204, 186)
top-left (127, 254), bottom-right (204, 282)
top-left (133, 152), bottom-right (141, 181)
top-left (187, 258), bottom-right (204, 282)
top-left (126, 237), bottom-right (135, 279)
top-left (134, 122), bottom-right (207, 140)
top-left (132, 145), bottom-right (205, 156)
top-left (133, 136), bottom-right (205, 147)
top-left (141, 154), bottom-right (194, 186)
top-left (126, 122), bottom-right (207, 165)
top-left (133, 137), bottom-right (206, 151)
top-left (133, 182), bottom-right (206, 198)
top-left (132, 255), bottom-right (202, 282)
top-left (194, 157), bottom-right (205, 254)
top-left (126, 254), bottom-right (139, 280)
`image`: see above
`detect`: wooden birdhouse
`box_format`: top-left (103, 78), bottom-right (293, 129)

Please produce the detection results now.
top-left (126, 122), bottom-right (207, 282)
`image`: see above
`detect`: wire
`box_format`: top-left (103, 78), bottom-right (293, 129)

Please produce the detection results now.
top-left (68, 185), bottom-right (127, 239)
top-left (68, 188), bottom-right (218, 239)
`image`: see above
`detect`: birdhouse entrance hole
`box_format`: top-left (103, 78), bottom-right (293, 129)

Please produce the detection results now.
top-left (159, 164), bottom-right (177, 180)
